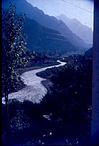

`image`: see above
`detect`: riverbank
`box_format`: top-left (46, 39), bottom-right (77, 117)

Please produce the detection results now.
top-left (2, 61), bottom-right (59, 97)
top-left (2, 55), bottom-right (92, 145)
top-left (2, 60), bottom-right (66, 104)
top-left (16, 62), bottom-right (59, 76)
top-left (41, 80), bottom-right (53, 94)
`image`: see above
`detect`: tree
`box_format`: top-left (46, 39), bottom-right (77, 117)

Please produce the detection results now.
top-left (2, 4), bottom-right (28, 129)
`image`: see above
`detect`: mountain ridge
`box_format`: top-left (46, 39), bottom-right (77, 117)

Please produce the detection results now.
top-left (2, 0), bottom-right (90, 55)
top-left (24, 17), bottom-right (78, 55)
top-left (2, 0), bottom-right (89, 49)
top-left (58, 14), bottom-right (93, 46)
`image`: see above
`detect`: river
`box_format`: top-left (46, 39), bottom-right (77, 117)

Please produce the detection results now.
top-left (2, 60), bottom-right (66, 104)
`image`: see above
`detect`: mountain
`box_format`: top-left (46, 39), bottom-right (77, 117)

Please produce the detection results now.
top-left (58, 14), bottom-right (93, 46)
top-left (2, 11), bottom-right (78, 56)
top-left (2, 0), bottom-right (89, 49)
top-left (2, 0), bottom-right (90, 56)
top-left (24, 17), bottom-right (78, 55)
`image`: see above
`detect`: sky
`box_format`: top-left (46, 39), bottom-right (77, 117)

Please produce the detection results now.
top-left (26, 0), bottom-right (94, 31)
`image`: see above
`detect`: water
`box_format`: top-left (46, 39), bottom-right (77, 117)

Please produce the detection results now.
top-left (2, 60), bottom-right (66, 104)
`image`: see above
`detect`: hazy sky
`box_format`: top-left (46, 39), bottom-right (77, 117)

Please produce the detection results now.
top-left (26, 0), bottom-right (94, 31)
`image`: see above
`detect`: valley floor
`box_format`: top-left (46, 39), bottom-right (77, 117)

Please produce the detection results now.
top-left (2, 54), bottom-right (92, 145)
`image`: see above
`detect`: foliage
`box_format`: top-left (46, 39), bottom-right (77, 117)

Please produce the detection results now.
top-left (39, 55), bottom-right (92, 138)
top-left (2, 4), bottom-right (28, 96)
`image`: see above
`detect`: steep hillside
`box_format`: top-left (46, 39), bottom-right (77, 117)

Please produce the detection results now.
top-left (58, 14), bottom-right (93, 46)
top-left (24, 17), bottom-right (78, 55)
top-left (2, 0), bottom-right (89, 51)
